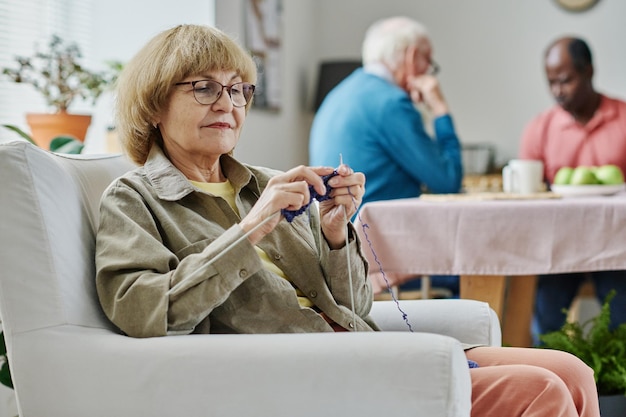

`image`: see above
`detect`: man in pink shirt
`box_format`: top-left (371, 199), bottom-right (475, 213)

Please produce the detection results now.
top-left (520, 36), bottom-right (626, 345)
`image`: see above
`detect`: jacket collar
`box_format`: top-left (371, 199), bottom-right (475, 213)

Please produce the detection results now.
top-left (143, 144), bottom-right (259, 201)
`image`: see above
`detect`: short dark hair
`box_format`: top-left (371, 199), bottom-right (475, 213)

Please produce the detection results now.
top-left (567, 38), bottom-right (593, 72)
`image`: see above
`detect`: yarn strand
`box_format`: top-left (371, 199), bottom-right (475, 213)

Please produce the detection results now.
top-left (355, 209), bottom-right (414, 332)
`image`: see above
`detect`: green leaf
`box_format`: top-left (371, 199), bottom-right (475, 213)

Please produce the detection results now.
top-left (539, 290), bottom-right (626, 395)
top-left (0, 332), bottom-right (6, 356)
top-left (49, 136), bottom-right (84, 154)
top-left (1, 124), bottom-right (36, 145)
top-left (0, 333), bottom-right (12, 390)
top-left (0, 361), bottom-right (13, 389)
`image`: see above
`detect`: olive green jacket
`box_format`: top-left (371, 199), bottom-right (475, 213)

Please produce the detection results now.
top-left (95, 145), bottom-right (376, 338)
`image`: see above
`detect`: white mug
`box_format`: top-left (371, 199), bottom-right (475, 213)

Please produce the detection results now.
top-left (502, 159), bottom-right (544, 194)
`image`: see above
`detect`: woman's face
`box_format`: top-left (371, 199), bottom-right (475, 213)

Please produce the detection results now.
top-left (156, 70), bottom-right (247, 166)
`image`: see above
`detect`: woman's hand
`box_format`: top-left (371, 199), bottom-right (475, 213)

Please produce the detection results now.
top-left (318, 164), bottom-right (365, 249)
top-left (239, 165), bottom-right (335, 245)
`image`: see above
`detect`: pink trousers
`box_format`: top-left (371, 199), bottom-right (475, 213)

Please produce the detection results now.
top-left (466, 347), bottom-right (600, 417)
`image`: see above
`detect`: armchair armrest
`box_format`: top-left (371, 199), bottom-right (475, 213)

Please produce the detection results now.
top-left (12, 326), bottom-right (471, 417)
top-left (370, 299), bottom-right (502, 347)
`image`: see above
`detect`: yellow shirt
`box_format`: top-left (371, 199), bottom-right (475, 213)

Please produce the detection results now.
top-left (190, 179), bottom-right (314, 307)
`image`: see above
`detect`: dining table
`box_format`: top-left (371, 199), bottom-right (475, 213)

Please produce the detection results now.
top-left (354, 189), bottom-right (626, 346)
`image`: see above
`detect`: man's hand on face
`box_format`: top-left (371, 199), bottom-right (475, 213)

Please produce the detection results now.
top-left (407, 75), bottom-right (449, 116)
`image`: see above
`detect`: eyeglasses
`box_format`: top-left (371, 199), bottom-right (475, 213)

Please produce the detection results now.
top-left (174, 80), bottom-right (255, 107)
top-left (428, 59), bottom-right (440, 76)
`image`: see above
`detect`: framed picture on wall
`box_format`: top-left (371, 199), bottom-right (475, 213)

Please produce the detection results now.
top-left (245, 0), bottom-right (283, 111)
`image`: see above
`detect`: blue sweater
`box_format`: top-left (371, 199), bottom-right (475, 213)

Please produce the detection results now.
top-left (309, 69), bottom-right (463, 207)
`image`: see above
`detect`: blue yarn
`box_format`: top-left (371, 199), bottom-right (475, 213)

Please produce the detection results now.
top-left (468, 360), bottom-right (480, 368)
top-left (282, 171), bottom-right (338, 222)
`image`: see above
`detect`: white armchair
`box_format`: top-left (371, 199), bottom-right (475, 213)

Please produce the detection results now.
top-left (0, 141), bottom-right (500, 417)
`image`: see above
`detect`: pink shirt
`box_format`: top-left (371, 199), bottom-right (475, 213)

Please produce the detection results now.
top-left (519, 95), bottom-right (626, 183)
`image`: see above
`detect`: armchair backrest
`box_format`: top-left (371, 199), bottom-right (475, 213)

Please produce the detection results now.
top-left (0, 141), bottom-right (135, 337)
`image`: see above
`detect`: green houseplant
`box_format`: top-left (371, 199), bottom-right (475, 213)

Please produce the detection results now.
top-left (2, 34), bottom-right (121, 149)
top-left (539, 290), bottom-right (626, 415)
top-left (2, 124), bottom-right (84, 154)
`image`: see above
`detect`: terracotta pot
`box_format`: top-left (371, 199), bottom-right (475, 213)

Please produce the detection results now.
top-left (25, 112), bottom-right (92, 149)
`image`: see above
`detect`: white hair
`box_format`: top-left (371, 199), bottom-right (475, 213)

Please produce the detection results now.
top-left (361, 16), bottom-right (430, 70)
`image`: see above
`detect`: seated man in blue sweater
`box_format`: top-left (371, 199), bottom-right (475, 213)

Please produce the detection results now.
top-left (309, 16), bottom-right (462, 297)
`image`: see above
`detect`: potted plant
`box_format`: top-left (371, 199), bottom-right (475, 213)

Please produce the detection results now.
top-left (539, 290), bottom-right (626, 416)
top-left (2, 34), bottom-right (121, 149)
top-left (2, 124), bottom-right (84, 154)
top-left (2, 125), bottom-right (85, 154)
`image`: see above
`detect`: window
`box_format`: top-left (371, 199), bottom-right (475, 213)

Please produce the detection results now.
top-left (0, 0), bottom-right (95, 133)
top-left (0, 0), bottom-right (216, 150)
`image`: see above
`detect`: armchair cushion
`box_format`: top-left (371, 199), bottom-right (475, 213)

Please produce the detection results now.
top-left (371, 299), bottom-right (501, 347)
top-left (13, 327), bottom-right (470, 417)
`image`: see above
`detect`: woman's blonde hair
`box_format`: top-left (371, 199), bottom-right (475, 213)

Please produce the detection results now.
top-left (115, 24), bottom-right (257, 165)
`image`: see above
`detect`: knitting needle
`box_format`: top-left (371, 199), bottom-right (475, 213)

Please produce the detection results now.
top-left (340, 154), bottom-right (357, 331)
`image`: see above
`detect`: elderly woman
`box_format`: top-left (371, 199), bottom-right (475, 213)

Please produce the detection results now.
top-left (96, 24), bottom-right (600, 417)
top-left (95, 24), bottom-right (372, 337)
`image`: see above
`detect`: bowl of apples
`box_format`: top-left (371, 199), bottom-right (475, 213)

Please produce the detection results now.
top-left (550, 165), bottom-right (626, 197)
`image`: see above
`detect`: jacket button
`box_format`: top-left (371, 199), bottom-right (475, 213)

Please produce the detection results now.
top-left (309, 290), bottom-right (318, 298)
top-left (239, 269), bottom-right (248, 278)
top-left (349, 322), bottom-right (355, 329)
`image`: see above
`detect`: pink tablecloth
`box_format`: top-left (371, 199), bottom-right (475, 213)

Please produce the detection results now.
top-left (355, 193), bottom-right (626, 292)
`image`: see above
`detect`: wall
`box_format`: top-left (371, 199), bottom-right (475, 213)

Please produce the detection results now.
top-left (218, 0), bottom-right (626, 169)
top-left (216, 0), bottom-right (317, 170)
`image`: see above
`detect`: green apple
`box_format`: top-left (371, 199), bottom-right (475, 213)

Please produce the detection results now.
top-left (594, 164), bottom-right (624, 185)
top-left (553, 167), bottom-right (574, 185)
top-left (569, 166), bottom-right (599, 185)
